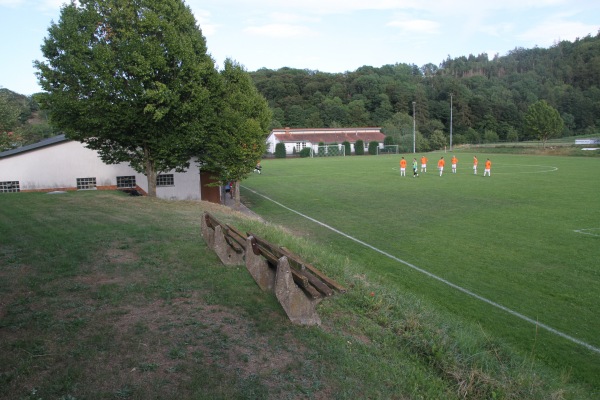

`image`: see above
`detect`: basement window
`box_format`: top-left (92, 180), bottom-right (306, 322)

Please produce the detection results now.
top-left (76, 177), bottom-right (97, 190)
top-left (117, 176), bottom-right (136, 188)
top-left (0, 181), bottom-right (20, 193)
top-left (156, 174), bottom-right (174, 187)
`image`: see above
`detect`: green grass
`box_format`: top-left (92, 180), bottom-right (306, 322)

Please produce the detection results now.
top-left (0, 184), bottom-right (597, 398)
top-left (241, 152), bottom-right (600, 390)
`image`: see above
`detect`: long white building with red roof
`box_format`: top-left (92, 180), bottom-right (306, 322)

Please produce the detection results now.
top-left (267, 127), bottom-right (386, 155)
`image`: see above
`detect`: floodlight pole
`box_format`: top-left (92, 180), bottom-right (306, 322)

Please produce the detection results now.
top-left (450, 93), bottom-right (453, 151)
top-left (412, 101), bottom-right (416, 153)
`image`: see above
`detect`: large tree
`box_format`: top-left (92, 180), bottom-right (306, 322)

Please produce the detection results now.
top-left (35, 0), bottom-right (219, 196)
top-left (200, 59), bottom-right (271, 209)
top-left (524, 100), bottom-right (564, 148)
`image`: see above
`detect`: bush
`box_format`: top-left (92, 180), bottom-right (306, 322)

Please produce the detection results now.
top-left (342, 141), bottom-right (351, 155)
top-left (275, 142), bottom-right (286, 158)
top-left (368, 141), bottom-right (379, 155)
top-left (384, 135), bottom-right (395, 145)
top-left (355, 139), bottom-right (364, 155)
top-left (299, 147), bottom-right (312, 158)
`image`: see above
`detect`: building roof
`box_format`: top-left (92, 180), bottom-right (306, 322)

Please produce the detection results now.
top-left (271, 127), bottom-right (385, 144)
top-left (0, 134), bottom-right (69, 159)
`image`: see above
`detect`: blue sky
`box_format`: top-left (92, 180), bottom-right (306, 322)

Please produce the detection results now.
top-left (1, 0), bottom-right (598, 96)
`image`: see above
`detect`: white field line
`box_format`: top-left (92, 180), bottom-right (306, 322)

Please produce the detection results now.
top-left (241, 185), bottom-right (600, 355)
top-left (574, 228), bottom-right (600, 237)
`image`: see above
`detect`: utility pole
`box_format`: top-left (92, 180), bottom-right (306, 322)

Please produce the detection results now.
top-left (412, 101), bottom-right (416, 153)
top-left (450, 93), bottom-right (453, 151)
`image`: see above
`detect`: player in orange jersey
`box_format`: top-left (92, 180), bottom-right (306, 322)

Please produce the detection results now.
top-left (437, 157), bottom-right (445, 176)
top-left (473, 155), bottom-right (478, 175)
top-left (399, 157), bottom-right (407, 176)
top-left (451, 155), bottom-right (458, 173)
top-left (420, 155), bottom-right (428, 172)
top-left (484, 158), bottom-right (492, 176)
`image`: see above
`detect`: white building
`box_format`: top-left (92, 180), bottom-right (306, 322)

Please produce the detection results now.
top-left (0, 134), bottom-right (213, 201)
top-left (266, 127), bottom-right (386, 155)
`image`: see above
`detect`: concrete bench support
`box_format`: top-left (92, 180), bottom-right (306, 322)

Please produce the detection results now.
top-left (245, 236), bottom-right (276, 292)
top-left (214, 225), bottom-right (245, 266)
top-left (201, 213), bottom-right (215, 250)
top-left (274, 256), bottom-right (322, 326)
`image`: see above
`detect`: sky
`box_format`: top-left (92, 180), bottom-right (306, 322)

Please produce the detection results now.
top-left (1, 0), bottom-right (599, 96)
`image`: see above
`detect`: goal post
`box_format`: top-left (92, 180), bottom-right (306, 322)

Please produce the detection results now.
top-left (311, 144), bottom-right (346, 157)
top-left (377, 145), bottom-right (399, 155)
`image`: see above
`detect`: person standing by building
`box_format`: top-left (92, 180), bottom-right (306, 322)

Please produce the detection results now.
top-left (473, 155), bottom-right (478, 175)
top-left (399, 157), bottom-right (407, 176)
top-left (420, 155), bottom-right (428, 173)
top-left (412, 158), bottom-right (419, 177)
top-left (484, 158), bottom-right (492, 176)
top-left (451, 155), bottom-right (458, 173)
top-left (437, 156), bottom-right (445, 176)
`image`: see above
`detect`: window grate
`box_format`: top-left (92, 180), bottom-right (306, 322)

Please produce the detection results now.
top-left (76, 177), bottom-right (96, 190)
top-left (0, 181), bottom-right (20, 193)
top-left (156, 174), bottom-right (174, 187)
top-left (117, 176), bottom-right (136, 188)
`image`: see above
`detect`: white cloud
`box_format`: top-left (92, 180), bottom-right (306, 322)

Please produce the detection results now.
top-left (518, 20), bottom-right (598, 46)
top-left (387, 17), bottom-right (440, 34)
top-left (244, 23), bottom-right (317, 38)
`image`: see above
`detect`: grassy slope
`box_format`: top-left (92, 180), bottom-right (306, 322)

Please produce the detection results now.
top-left (0, 186), bottom-right (595, 399)
top-left (240, 153), bottom-right (600, 390)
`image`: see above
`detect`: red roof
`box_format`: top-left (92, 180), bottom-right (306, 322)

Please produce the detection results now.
top-left (272, 127), bottom-right (385, 144)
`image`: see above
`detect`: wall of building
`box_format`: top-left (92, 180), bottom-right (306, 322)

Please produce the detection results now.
top-left (0, 140), bottom-right (202, 200)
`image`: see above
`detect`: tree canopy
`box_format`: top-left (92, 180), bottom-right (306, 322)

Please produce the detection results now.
top-left (524, 100), bottom-right (564, 148)
top-left (200, 59), bottom-right (272, 208)
top-left (35, 0), bottom-right (220, 196)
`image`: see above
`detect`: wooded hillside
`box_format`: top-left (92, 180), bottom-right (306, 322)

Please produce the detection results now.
top-left (250, 32), bottom-right (600, 151)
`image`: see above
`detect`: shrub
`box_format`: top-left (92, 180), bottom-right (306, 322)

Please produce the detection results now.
top-left (384, 136), bottom-right (395, 145)
top-left (355, 139), bottom-right (364, 155)
top-left (299, 147), bottom-right (312, 158)
top-left (368, 141), bottom-right (379, 155)
top-left (275, 142), bottom-right (286, 158)
top-left (342, 141), bottom-right (351, 155)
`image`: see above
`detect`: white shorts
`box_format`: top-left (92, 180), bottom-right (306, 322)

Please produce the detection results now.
top-left (439, 167), bottom-right (444, 171)
top-left (473, 165), bottom-right (477, 169)
top-left (452, 164), bottom-right (457, 168)
top-left (421, 164), bottom-right (426, 168)
top-left (400, 168), bottom-right (406, 172)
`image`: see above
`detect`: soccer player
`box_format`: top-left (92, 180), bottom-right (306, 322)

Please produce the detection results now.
top-left (420, 155), bottom-right (428, 172)
top-left (451, 155), bottom-right (458, 173)
top-left (473, 155), bottom-right (478, 175)
top-left (399, 157), bottom-right (407, 176)
top-left (412, 158), bottom-right (419, 177)
top-left (484, 158), bottom-right (492, 176)
top-left (437, 157), bottom-right (445, 176)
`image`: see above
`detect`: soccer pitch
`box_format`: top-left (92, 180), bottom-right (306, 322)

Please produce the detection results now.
top-left (241, 152), bottom-right (600, 384)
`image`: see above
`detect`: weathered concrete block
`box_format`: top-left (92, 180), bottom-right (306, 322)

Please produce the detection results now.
top-left (275, 256), bottom-right (321, 326)
top-left (245, 236), bottom-right (275, 292)
top-left (214, 225), bottom-right (245, 266)
top-left (201, 214), bottom-right (215, 250)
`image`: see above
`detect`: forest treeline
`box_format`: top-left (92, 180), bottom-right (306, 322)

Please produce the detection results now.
top-left (2, 32), bottom-right (599, 153)
top-left (250, 31), bottom-right (600, 151)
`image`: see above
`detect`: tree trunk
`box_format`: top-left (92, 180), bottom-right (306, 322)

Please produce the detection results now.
top-left (234, 180), bottom-right (240, 211)
top-left (144, 147), bottom-right (157, 197)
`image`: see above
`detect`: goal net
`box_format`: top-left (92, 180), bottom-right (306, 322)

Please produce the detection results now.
top-left (377, 145), bottom-right (399, 155)
top-left (311, 144), bottom-right (346, 157)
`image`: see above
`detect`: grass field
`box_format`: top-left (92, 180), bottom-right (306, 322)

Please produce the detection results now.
top-left (241, 152), bottom-right (600, 388)
top-left (1, 152), bottom-right (598, 399)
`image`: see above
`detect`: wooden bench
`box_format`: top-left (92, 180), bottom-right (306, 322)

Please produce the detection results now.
top-left (201, 212), bottom-right (345, 325)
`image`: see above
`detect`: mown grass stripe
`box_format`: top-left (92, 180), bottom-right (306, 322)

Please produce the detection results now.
top-left (242, 184), bottom-right (600, 356)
